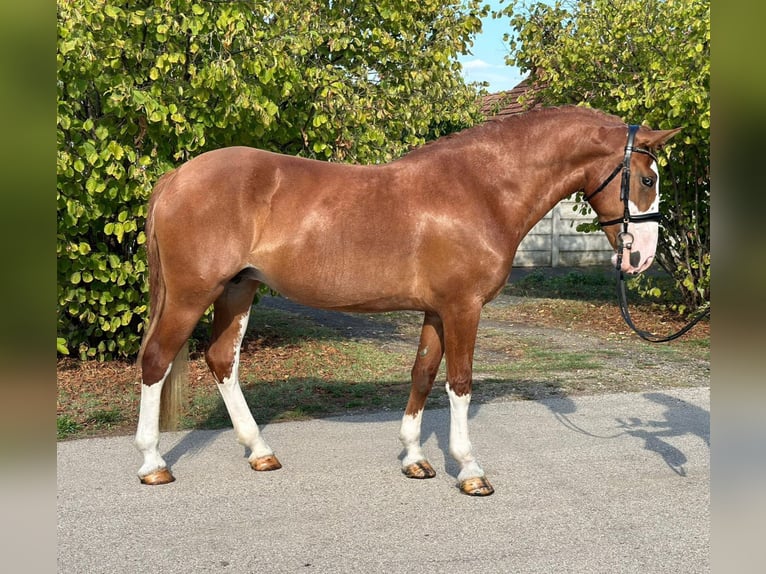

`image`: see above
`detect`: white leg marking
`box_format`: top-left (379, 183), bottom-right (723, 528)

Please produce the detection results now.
top-left (135, 364), bottom-right (172, 478)
top-left (216, 313), bottom-right (274, 460)
top-left (446, 383), bottom-right (484, 483)
top-left (399, 409), bottom-right (426, 467)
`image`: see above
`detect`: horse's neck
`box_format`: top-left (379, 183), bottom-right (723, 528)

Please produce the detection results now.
top-left (482, 126), bottom-right (595, 238)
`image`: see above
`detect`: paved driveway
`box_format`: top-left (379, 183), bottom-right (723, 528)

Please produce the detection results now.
top-left (57, 387), bottom-right (709, 573)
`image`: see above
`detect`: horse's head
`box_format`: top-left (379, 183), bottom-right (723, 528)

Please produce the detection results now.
top-left (585, 124), bottom-right (682, 274)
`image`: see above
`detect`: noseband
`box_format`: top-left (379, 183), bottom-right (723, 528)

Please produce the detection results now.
top-left (584, 125), bottom-right (661, 268)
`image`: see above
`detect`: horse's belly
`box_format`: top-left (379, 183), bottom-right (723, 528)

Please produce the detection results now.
top-left (252, 252), bottom-right (423, 312)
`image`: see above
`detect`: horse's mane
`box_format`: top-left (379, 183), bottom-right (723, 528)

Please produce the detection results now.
top-left (400, 105), bottom-right (624, 161)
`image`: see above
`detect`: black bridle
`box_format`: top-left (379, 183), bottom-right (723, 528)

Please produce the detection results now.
top-left (584, 124), bottom-right (661, 270)
top-left (585, 125), bottom-right (710, 343)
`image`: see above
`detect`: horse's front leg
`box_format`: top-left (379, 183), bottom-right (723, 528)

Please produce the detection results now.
top-left (443, 307), bottom-right (494, 496)
top-left (400, 312), bottom-right (444, 479)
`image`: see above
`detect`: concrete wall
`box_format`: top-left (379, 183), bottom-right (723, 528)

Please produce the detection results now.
top-left (512, 199), bottom-right (613, 267)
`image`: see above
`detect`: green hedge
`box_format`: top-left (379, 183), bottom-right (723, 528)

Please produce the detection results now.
top-left (57, 0), bottom-right (486, 359)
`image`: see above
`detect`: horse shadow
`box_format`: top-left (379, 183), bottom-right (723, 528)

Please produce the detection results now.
top-left (539, 390), bottom-right (709, 476)
top-left (163, 427), bottom-right (227, 469)
top-left (613, 392), bottom-right (710, 476)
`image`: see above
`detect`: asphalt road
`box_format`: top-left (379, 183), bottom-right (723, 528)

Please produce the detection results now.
top-left (57, 387), bottom-right (709, 573)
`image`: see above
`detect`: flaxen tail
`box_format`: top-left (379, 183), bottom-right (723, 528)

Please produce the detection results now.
top-left (160, 341), bottom-right (187, 431)
top-left (137, 169), bottom-right (187, 431)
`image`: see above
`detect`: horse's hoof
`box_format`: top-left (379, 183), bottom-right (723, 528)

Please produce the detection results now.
top-left (139, 468), bottom-right (176, 485)
top-left (402, 460), bottom-right (436, 479)
top-left (250, 454), bottom-right (282, 471)
top-left (459, 476), bottom-right (494, 496)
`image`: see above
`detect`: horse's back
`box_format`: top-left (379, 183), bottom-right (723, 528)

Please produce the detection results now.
top-left (149, 145), bottom-right (509, 312)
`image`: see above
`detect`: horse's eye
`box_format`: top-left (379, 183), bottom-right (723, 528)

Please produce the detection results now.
top-left (641, 176), bottom-right (654, 187)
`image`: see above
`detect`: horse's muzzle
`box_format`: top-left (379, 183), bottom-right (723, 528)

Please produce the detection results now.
top-left (614, 250), bottom-right (654, 274)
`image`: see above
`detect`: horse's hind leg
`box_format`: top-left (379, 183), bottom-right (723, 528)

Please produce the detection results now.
top-left (205, 278), bottom-right (281, 472)
top-left (136, 300), bottom-right (208, 484)
top-left (399, 312), bottom-right (444, 479)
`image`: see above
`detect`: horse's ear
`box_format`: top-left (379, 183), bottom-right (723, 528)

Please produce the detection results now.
top-left (637, 127), bottom-right (683, 150)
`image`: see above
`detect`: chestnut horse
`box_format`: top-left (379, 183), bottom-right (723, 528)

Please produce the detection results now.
top-left (135, 106), bottom-right (680, 495)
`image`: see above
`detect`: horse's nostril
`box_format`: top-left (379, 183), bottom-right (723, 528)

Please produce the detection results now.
top-left (630, 251), bottom-right (641, 268)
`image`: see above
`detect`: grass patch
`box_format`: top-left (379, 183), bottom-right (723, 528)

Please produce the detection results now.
top-left (88, 408), bottom-right (123, 427)
top-left (187, 377), bottom-right (410, 429)
top-left (56, 408), bottom-right (124, 439)
top-left (57, 415), bottom-right (82, 440)
top-left (640, 337), bottom-right (710, 363)
top-left (476, 342), bottom-right (603, 379)
top-left (180, 334), bottom-right (413, 430)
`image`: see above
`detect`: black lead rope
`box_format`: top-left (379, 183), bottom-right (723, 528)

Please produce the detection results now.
top-left (616, 270), bottom-right (710, 343)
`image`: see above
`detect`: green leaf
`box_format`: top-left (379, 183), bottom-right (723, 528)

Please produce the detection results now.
top-left (57, 337), bottom-right (70, 355)
top-left (83, 142), bottom-right (99, 165)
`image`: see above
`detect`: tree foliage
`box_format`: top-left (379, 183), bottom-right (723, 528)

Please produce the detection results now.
top-left (57, 0), bottom-right (487, 359)
top-left (500, 0), bottom-right (710, 312)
